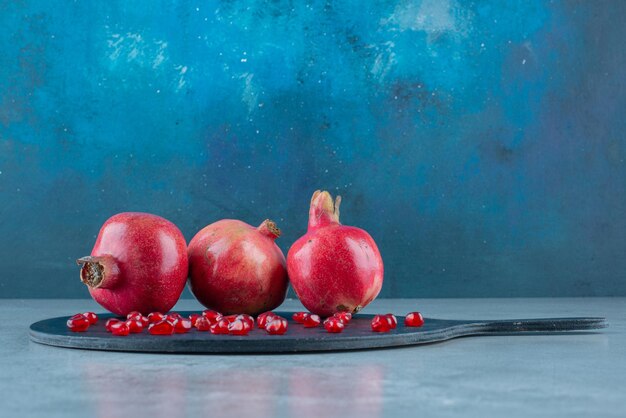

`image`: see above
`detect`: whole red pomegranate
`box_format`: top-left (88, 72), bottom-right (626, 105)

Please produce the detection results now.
top-left (77, 212), bottom-right (188, 316)
top-left (287, 190), bottom-right (384, 317)
top-left (188, 219), bottom-right (288, 315)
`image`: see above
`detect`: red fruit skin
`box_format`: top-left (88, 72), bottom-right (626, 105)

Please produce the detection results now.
top-left (78, 213), bottom-right (188, 316)
top-left (287, 191), bottom-right (384, 317)
top-left (188, 219), bottom-right (288, 315)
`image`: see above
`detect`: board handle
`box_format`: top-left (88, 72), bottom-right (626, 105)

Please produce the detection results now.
top-left (478, 317), bottom-right (607, 333)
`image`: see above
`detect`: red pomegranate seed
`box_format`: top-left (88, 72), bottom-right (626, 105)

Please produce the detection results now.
top-left (173, 318), bottom-right (192, 334)
top-left (105, 318), bottom-right (121, 332)
top-left (67, 314), bottom-right (90, 332)
top-left (166, 313), bottom-right (183, 325)
top-left (385, 314), bottom-right (398, 329)
top-left (126, 311), bottom-right (141, 320)
top-left (333, 312), bottom-right (352, 323)
top-left (236, 314), bottom-right (255, 329)
top-left (303, 314), bottom-right (321, 328)
top-left (404, 312), bottom-right (425, 327)
top-left (195, 316), bottom-right (211, 331)
top-left (228, 319), bottom-right (251, 336)
top-left (125, 319), bottom-right (144, 333)
top-left (224, 314), bottom-right (239, 323)
top-left (210, 318), bottom-right (231, 335)
top-left (324, 317), bottom-right (345, 333)
top-left (265, 317), bottom-right (288, 335)
top-left (257, 311), bottom-right (277, 329)
top-left (149, 320), bottom-right (174, 335)
top-left (292, 312), bottom-right (308, 323)
top-left (202, 310), bottom-right (223, 323)
top-left (148, 312), bottom-right (165, 323)
top-left (110, 321), bottom-right (130, 336)
top-left (83, 312), bottom-right (98, 325)
top-left (189, 313), bottom-right (202, 327)
top-left (371, 315), bottom-right (391, 332)
top-left (127, 311), bottom-right (149, 326)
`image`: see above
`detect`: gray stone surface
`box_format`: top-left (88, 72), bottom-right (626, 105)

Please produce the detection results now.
top-left (3, 298), bottom-right (625, 417)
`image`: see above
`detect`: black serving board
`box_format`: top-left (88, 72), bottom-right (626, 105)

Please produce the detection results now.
top-left (29, 312), bottom-right (607, 354)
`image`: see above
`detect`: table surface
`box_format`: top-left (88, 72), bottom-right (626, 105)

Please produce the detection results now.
top-left (2, 298), bottom-right (625, 418)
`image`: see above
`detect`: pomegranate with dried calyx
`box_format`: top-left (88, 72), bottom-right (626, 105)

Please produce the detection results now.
top-left (287, 190), bottom-right (384, 317)
top-left (188, 219), bottom-right (288, 315)
top-left (77, 212), bottom-right (188, 316)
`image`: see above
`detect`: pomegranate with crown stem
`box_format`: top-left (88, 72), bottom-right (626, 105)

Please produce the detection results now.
top-left (287, 190), bottom-right (384, 317)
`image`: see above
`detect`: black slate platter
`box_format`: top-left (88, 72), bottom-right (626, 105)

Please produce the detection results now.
top-left (29, 312), bottom-right (607, 354)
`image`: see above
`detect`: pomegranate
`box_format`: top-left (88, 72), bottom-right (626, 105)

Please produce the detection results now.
top-left (77, 212), bottom-right (188, 316)
top-left (287, 190), bottom-right (384, 317)
top-left (188, 219), bottom-right (288, 315)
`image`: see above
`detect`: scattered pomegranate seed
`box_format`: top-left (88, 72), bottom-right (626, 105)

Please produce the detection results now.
top-left (202, 310), bottom-right (223, 324)
top-left (210, 318), bottom-right (231, 335)
top-left (385, 314), bottom-right (398, 329)
top-left (236, 314), bottom-right (255, 329)
top-left (333, 312), bottom-right (352, 323)
top-left (189, 313), bottom-right (202, 327)
top-left (303, 314), bottom-right (321, 328)
top-left (228, 319), bottom-right (251, 336)
top-left (173, 318), bottom-right (192, 334)
top-left (125, 319), bottom-right (144, 333)
top-left (126, 311), bottom-right (141, 320)
top-left (224, 314), bottom-right (239, 323)
top-left (148, 320), bottom-right (174, 335)
top-left (265, 317), bottom-right (288, 335)
top-left (127, 311), bottom-right (149, 326)
top-left (105, 318), bottom-right (121, 332)
top-left (257, 311), bottom-right (277, 329)
top-left (404, 312), bottom-right (425, 327)
top-left (148, 312), bottom-right (166, 323)
top-left (195, 316), bottom-right (211, 331)
top-left (292, 312), bottom-right (308, 323)
top-left (166, 313), bottom-right (183, 325)
top-left (371, 315), bottom-right (391, 332)
top-left (67, 314), bottom-right (90, 332)
top-left (83, 312), bottom-right (98, 325)
top-left (110, 321), bottom-right (130, 336)
top-left (324, 317), bottom-right (345, 333)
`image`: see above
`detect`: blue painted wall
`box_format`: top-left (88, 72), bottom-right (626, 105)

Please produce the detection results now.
top-left (1, 0), bottom-right (625, 298)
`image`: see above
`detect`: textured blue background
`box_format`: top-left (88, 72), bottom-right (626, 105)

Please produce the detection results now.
top-left (1, 0), bottom-right (625, 298)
